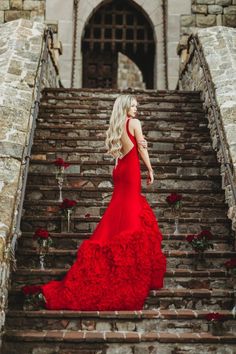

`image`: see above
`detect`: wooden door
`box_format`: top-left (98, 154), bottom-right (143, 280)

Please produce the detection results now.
top-left (83, 51), bottom-right (118, 89)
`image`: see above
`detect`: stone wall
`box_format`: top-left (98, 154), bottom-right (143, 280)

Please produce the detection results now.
top-left (181, 0), bottom-right (236, 35)
top-left (177, 26), bottom-right (236, 233)
top-left (0, 0), bottom-right (45, 24)
top-left (117, 52), bottom-right (146, 90)
top-left (0, 18), bottom-right (60, 334)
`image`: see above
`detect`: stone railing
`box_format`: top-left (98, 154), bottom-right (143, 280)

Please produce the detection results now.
top-left (0, 18), bottom-right (61, 335)
top-left (177, 26), bottom-right (236, 240)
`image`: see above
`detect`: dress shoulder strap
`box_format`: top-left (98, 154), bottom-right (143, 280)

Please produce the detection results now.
top-left (126, 118), bottom-right (132, 137)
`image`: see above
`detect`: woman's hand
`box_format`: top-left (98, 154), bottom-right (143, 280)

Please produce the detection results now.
top-left (137, 138), bottom-right (148, 149)
top-left (147, 169), bottom-right (154, 185)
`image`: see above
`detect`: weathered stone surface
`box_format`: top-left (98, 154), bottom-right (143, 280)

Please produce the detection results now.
top-left (192, 4), bottom-right (208, 14)
top-left (23, 1), bottom-right (45, 12)
top-left (196, 14), bottom-right (217, 26)
top-left (0, 1), bottom-right (10, 11)
top-left (196, 0), bottom-right (215, 4)
top-left (4, 10), bottom-right (30, 21)
top-left (208, 5), bottom-right (223, 14)
top-left (9, 0), bottom-right (22, 10)
top-left (0, 18), bottom-right (59, 337)
top-left (180, 15), bottom-right (196, 27)
top-left (223, 13), bottom-right (236, 25)
top-left (224, 5), bottom-right (236, 13)
top-left (178, 26), bottom-right (236, 230)
top-left (216, 0), bottom-right (232, 5)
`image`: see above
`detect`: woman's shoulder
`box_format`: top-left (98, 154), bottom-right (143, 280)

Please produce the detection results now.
top-left (129, 118), bottom-right (141, 128)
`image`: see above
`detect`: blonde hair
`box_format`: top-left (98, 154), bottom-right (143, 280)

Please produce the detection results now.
top-left (105, 94), bottom-right (137, 159)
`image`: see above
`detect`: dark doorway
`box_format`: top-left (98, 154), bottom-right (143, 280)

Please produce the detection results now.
top-left (82, 0), bottom-right (155, 89)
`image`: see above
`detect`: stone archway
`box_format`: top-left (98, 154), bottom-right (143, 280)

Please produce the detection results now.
top-left (81, 0), bottom-right (155, 89)
top-left (73, 0), bottom-right (164, 89)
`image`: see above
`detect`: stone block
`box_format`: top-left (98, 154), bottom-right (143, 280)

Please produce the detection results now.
top-left (23, 0), bottom-right (45, 11)
top-left (4, 10), bottom-right (31, 21)
top-left (10, 0), bottom-right (22, 10)
top-left (180, 15), bottom-right (196, 27)
top-left (223, 13), bottom-right (236, 25)
top-left (196, 14), bottom-right (216, 26)
top-left (215, 0), bottom-right (232, 5)
top-left (0, 0), bottom-right (10, 11)
top-left (208, 5), bottom-right (223, 13)
top-left (0, 142), bottom-right (24, 159)
top-left (224, 5), bottom-right (236, 13)
top-left (191, 4), bottom-right (208, 14)
top-left (7, 59), bottom-right (22, 75)
top-left (196, 0), bottom-right (215, 4)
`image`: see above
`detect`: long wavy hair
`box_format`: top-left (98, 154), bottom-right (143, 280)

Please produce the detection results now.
top-left (105, 94), bottom-right (137, 159)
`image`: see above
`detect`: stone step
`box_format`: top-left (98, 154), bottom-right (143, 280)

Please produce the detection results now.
top-left (25, 174), bottom-right (222, 191)
top-left (11, 272), bottom-right (235, 293)
top-left (37, 112), bottom-right (208, 124)
top-left (25, 185), bottom-right (225, 203)
top-left (31, 148), bottom-right (218, 164)
top-left (42, 87), bottom-right (202, 96)
top-left (35, 122), bottom-right (209, 132)
top-left (30, 138), bottom-right (212, 153)
top-left (41, 90), bottom-right (202, 102)
top-left (39, 104), bottom-right (204, 114)
top-left (15, 248), bottom-right (235, 270)
top-left (8, 285), bottom-right (234, 311)
top-left (41, 94), bottom-right (203, 103)
top-left (22, 200), bottom-right (228, 220)
top-left (25, 181), bottom-right (223, 194)
top-left (34, 127), bottom-right (210, 141)
top-left (25, 180), bottom-right (224, 199)
top-left (5, 309), bottom-right (236, 334)
top-left (29, 162), bottom-right (220, 180)
top-left (28, 163), bottom-right (220, 178)
top-left (23, 196), bottom-right (227, 209)
top-left (18, 231), bottom-right (232, 252)
top-left (20, 215), bottom-right (231, 235)
top-left (31, 138), bottom-right (213, 153)
top-left (3, 329), bottom-right (236, 354)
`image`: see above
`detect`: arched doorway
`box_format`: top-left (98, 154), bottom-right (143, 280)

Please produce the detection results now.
top-left (81, 0), bottom-right (155, 89)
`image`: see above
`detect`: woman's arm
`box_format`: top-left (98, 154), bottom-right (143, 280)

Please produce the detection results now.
top-left (132, 119), bottom-right (154, 184)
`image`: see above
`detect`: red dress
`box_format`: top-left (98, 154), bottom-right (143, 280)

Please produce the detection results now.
top-left (41, 118), bottom-right (166, 310)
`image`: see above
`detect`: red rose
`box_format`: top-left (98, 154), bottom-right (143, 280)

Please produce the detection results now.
top-left (198, 230), bottom-right (213, 239)
top-left (33, 228), bottom-right (49, 239)
top-left (224, 259), bottom-right (236, 269)
top-left (186, 234), bottom-right (195, 242)
top-left (85, 213), bottom-right (91, 218)
top-left (22, 285), bottom-right (41, 296)
top-left (60, 198), bottom-right (77, 210)
top-left (205, 312), bottom-right (224, 322)
top-left (166, 193), bottom-right (182, 205)
top-left (54, 158), bottom-right (70, 169)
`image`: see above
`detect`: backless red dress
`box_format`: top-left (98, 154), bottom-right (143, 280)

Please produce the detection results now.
top-left (41, 118), bottom-right (166, 310)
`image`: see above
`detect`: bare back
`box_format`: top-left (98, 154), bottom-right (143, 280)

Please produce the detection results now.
top-left (120, 119), bottom-right (135, 158)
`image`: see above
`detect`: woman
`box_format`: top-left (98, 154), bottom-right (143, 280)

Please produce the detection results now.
top-left (29, 94), bottom-right (166, 310)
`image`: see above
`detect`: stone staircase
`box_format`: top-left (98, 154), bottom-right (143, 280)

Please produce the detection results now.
top-left (2, 88), bottom-right (236, 354)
